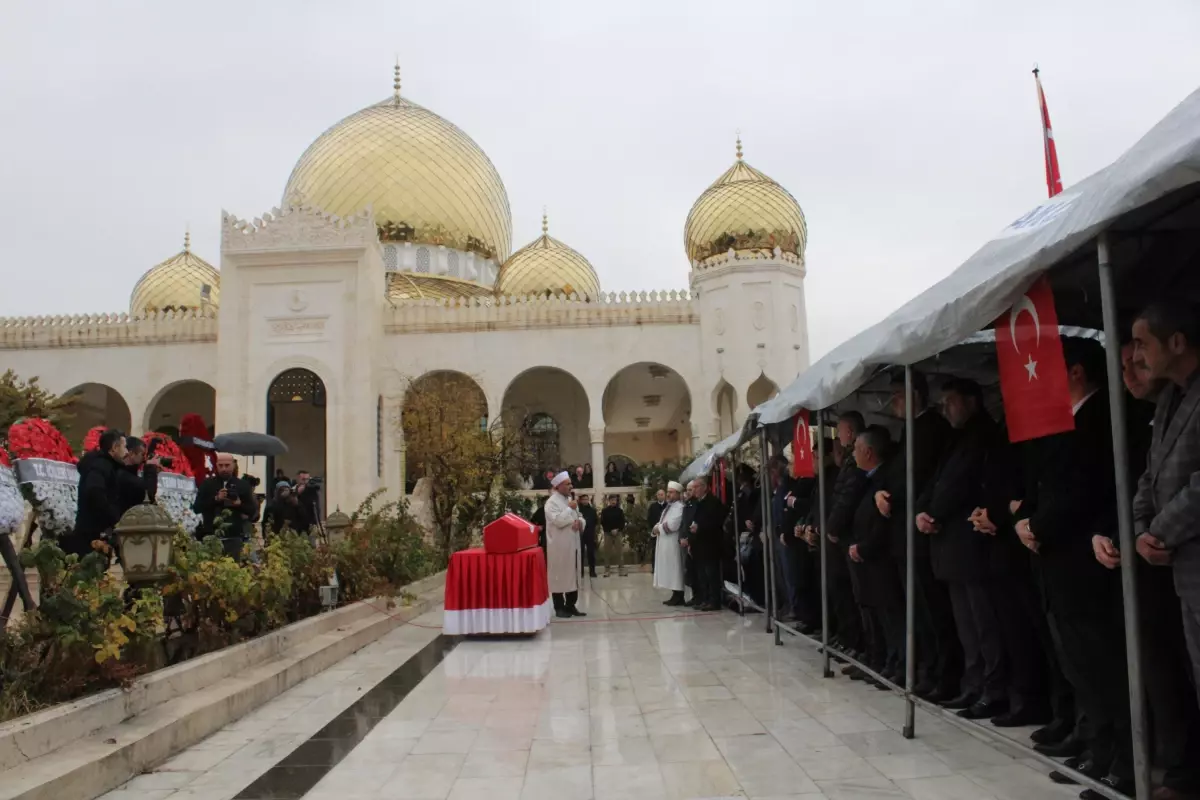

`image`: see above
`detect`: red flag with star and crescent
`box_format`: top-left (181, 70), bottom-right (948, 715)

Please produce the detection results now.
top-left (1035, 67), bottom-right (1063, 198)
top-left (791, 409), bottom-right (815, 478)
top-left (995, 276), bottom-right (1074, 442)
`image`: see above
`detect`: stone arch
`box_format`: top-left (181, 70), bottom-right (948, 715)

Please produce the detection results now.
top-left (501, 367), bottom-right (590, 476)
top-left (712, 379), bottom-right (738, 439)
top-left (602, 362), bottom-right (693, 464)
top-left (266, 368), bottom-right (327, 487)
top-left (143, 379), bottom-right (216, 438)
top-left (401, 370), bottom-right (488, 492)
top-left (62, 383), bottom-right (132, 449)
top-left (747, 373), bottom-right (780, 411)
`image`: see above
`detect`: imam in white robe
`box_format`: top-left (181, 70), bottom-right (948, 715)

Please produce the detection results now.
top-left (544, 491), bottom-right (580, 594)
top-left (653, 500), bottom-right (685, 591)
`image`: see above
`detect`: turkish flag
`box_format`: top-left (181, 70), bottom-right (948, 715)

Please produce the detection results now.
top-left (1034, 69), bottom-right (1064, 198)
top-left (995, 276), bottom-right (1074, 442)
top-left (791, 409), bottom-right (814, 478)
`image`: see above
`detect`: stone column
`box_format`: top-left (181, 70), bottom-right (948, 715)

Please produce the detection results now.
top-left (590, 426), bottom-right (605, 501)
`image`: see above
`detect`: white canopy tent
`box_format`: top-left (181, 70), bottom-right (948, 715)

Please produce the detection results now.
top-left (756, 86), bottom-right (1200, 426)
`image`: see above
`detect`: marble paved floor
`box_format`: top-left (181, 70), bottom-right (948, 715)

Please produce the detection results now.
top-left (98, 575), bottom-right (1080, 800)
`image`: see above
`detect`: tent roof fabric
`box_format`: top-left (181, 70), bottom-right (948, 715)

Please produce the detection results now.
top-left (757, 86), bottom-right (1200, 426)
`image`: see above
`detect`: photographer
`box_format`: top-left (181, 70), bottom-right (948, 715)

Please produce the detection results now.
top-left (294, 469), bottom-right (321, 532)
top-left (262, 481), bottom-right (303, 538)
top-left (192, 452), bottom-right (259, 544)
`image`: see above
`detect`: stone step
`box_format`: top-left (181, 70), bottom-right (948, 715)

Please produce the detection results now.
top-left (0, 574), bottom-right (445, 800)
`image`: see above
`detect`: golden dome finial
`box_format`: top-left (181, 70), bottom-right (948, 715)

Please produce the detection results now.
top-left (392, 58), bottom-right (401, 103)
top-left (735, 130), bottom-right (743, 161)
top-left (183, 226), bottom-right (191, 253)
top-left (542, 207), bottom-right (548, 236)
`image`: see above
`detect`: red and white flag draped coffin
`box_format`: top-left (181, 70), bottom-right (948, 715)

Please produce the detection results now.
top-left (484, 513), bottom-right (539, 554)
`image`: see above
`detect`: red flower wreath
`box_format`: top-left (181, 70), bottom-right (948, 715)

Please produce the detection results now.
top-left (82, 425), bottom-right (107, 454)
top-left (142, 431), bottom-right (194, 478)
top-left (179, 413), bottom-right (214, 480)
top-left (0, 448), bottom-right (11, 468)
top-left (7, 418), bottom-right (78, 464)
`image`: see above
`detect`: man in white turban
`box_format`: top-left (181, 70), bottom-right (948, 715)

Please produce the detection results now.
top-left (653, 481), bottom-right (687, 605)
top-left (545, 471), bottom-right (586, 617)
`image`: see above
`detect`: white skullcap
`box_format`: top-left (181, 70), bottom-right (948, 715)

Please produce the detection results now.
top-left (667, 481), bottom-right (683, 492)
top-left (551, 471), bottom-right (571, 488)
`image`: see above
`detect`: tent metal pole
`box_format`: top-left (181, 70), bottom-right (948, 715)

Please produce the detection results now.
top-left (903, 366), bottom-right (917, 739)
top-left (1097, 232), bottom-right (1151, 800)
top-left (817, 410), bottom-right (833, 678)
top-left (759, 429), bottom-right (773, 634)
top-left (761, 428), bottom-right (779, 640)
top-left (730, 453), bottom-right (745, 616)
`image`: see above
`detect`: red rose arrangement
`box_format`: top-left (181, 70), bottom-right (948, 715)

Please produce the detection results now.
top-left (8, 418), bottom-right (78, 464)
top-left (82, 425), bottom-right (107, 454)
top-left (142, 431), bottom-right (194, 478)
top-left (0, 448), bottom-right (10, 467)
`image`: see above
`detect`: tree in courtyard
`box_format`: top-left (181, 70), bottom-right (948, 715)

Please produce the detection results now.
top-left (400, 373), bottom-right (533, 560)
top-left (0, 371), bottom-right (73, 434)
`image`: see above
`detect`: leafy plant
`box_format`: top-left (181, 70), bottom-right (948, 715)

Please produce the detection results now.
top-left (0, 370), bottom-right (74, 435)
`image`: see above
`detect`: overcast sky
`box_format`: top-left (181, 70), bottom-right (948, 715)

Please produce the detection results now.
top-left (2, 0), bottom-right (1198, 358)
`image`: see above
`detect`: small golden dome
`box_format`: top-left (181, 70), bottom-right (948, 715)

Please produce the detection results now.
top-left (387, 272), bottom-right (494, 304)
top-left (129, 232), bottom-right (220, 316)
top-left (283, 66), bottom-right (512, 262)
top-left (496, 213), bottom-right (601, 299)
top-left (683, 137), bottom-right (807, 264)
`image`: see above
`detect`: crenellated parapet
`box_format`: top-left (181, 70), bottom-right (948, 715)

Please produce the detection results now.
top-left (691, 246), bottom-right (806, 274)
top-left (221, 202), bottom-right (379, 253)
top-left (384, 289), bottom-right (697, 333)
top-left (0, 308), bottom-right (217, 350)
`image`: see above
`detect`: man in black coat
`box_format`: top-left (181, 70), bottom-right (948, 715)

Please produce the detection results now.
top-left (732, 466), bottom-right (765, 609)
top-left (578, 494), bottom-right (599, 578)
top-left (193, 453), bottom-right (260, 545)
top-left (117, 437), bottom-right (163, 514)
top-left (811, 412), bottom-right (869, 656)
top-left (848, 426), bottom-right (905, 679)
top-left (681, 482), bottom-right (700, 605)
top-left (876, 371), bottom-right (959, 699)
top-left (917, 379), bottom-right (1010, 720)
top-left (294, 470), bottom-right (321, 531)
top-left (684, 476), bottom-right (725, 611)
top-left (1015, 340), bottom-right (1132, 796)
top-left (69, 429), bottom-right (127, 559)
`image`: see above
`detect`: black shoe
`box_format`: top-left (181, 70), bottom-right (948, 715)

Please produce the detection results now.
top-left (1031, 719), bottom-right (1073, 746)
top-left (1035, 735), bottom-right (1086, 758)
top-left (569, 608), bottom-right (587, 617)
top-left (555, 609), bottom-right (570, 618)
top-left (847, 667), bottom-right (867, 681)
top-left (841, 663), bottom-right (858, 676)
top-left (992, 706), bottom-right (1053, 728)
top-left (958, 699), bottom-right (1008, 720)
top-left (1080, 776), bottom-right (1135, 800)
top-left (589, 572), bottom-right (598, 578)
top-left (940, 692), bottom-right (980, 711)
top-left (913, 681), bottom-right (938, 699)
top-left (926, 685), bottom-right (960, 704)
top-left (1049, 757), bottom-right (1101, 786)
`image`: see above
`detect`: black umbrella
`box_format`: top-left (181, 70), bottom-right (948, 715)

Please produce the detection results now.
top-left (212, 432), bottom-right (289, 457)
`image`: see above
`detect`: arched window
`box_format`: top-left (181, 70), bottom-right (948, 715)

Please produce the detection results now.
top-left (523, 412), bottom-right (561, 472)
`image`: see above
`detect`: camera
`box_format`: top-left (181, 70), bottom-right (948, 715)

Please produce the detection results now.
top-left (145, 438), bottom-right (174, 467)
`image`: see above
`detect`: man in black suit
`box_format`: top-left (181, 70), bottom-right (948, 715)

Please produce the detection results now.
top-left (848, 426), bottom-right (905, 681)
top-left (684, 476), bottom-right (725, 611)
top-left (876, 371), bottom-right (959, 699)
top-left (917, 379), bottom-right (1010, 720)
top-left (1015, 340), bottom-right (1132, 797)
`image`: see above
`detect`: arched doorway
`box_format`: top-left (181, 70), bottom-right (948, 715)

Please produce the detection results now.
top-left (713, 379), bottom-right (738, 439)
top-left (62, 383), bottom-right (132, 449)
top-left (747, 373), bottom-right (780, 410)
top-left (401, 371), bottom-right (488, 493)
top-left (602, 362), bottom-right (693, 464)
top-left (144, 380), bottom-right (216, 438)
top-left (266, 368), bottom-right (327, 486)
top-left (502, 367), bottom-right (590, 479)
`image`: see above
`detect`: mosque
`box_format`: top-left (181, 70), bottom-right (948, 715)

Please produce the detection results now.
top-left (0, 67), bottom-right (812, 512)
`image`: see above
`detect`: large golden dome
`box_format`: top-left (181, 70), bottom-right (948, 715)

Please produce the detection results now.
top-left (283, 67), bottom-right (512, 262)
top-left (129, 233), bottom-right (220, 316)
top-left (684, 138), bottom-right (807, 264)
top-left (496, 214), bottom-right (601, 299)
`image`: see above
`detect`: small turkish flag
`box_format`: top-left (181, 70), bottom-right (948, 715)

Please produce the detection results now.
top-left (791, 409), bottom-right (815, 478)
top-left (995, 276), bottom-right (1075, 442)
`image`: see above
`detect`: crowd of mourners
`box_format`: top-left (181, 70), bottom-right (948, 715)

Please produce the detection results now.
top-left (711, 302), bottom-right (1200, 800)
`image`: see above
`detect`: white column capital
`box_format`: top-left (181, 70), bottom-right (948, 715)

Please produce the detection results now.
top-left (589, 426), bottom-right (605, 444)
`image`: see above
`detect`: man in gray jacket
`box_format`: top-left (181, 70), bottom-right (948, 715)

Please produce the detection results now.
top-left (1132, 303), bottom-right (1200, 713)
